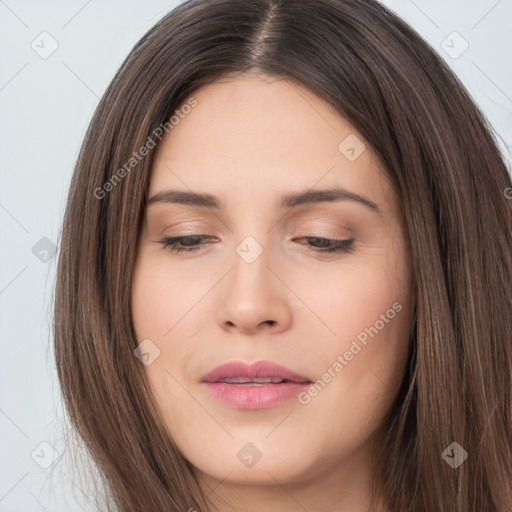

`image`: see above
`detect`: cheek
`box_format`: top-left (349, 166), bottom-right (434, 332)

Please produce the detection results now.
top-left (131, 259), bottom-right (207, 341)
top-left (294, 285), bottom-right (412, 462)
top-left (130, 259), bottom-right (210, 432)
top-left (301, 236), bottom-right (412, 349)
top-left (130, 262), bottom-right (196, 436)
top-left (302, 239), bottom-right (413, 416)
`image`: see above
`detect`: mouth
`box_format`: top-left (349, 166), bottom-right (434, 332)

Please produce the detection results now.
top-left (201, 360), bottom-right (312, 409)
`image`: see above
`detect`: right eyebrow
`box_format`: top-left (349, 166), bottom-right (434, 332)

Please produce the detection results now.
top-left (147, 189), bottom-right (223, 209)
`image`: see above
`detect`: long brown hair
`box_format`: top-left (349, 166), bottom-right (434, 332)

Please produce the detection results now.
top-left (53, 0), bottom-right (512, 510)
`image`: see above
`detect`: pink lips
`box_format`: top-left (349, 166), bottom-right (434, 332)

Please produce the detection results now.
top-left (201, 360), bottom-right (312, 410)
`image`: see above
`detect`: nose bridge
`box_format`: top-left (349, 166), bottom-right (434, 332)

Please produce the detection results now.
top-left (229, 233), bottom-right (273, 300)
top-left (228, 199), bottom-right (275, 277)
top-left (235, 233), bottom-right (266, 266)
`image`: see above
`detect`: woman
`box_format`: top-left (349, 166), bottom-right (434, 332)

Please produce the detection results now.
top-left (53, 0), bottom-right (512, 510)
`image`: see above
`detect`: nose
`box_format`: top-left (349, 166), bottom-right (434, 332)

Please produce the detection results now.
top-left (216, 243), bottom-right (292, 335)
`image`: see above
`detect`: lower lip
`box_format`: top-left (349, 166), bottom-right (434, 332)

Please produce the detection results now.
top-left (203, 382), bottom-right (311, 410)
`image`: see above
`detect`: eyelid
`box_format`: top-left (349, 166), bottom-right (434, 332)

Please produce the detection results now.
top-left (293, 226), bottom-right (353, 240)
top-left (294, 216), bottom-right (354, 231)
top-left (153, 221), bottom-right (220, 238)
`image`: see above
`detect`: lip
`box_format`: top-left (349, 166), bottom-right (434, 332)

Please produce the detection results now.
top-left (201, 360), bottom-right (312, 410)
top-left (201, 360), bottom-right (311, 384)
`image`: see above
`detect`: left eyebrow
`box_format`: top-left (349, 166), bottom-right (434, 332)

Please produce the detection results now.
top-left (146, 186), bottom-right (381, 215)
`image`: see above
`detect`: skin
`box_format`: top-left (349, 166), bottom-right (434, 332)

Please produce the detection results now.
top-left (131, 73), bottom-right (414, 512)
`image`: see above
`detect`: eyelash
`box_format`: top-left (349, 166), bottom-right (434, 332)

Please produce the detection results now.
top-left (158, 235), bottom-right (354, 255)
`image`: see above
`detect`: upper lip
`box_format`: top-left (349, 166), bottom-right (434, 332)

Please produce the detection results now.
top-left (201, 360), bottom-right (312, 384)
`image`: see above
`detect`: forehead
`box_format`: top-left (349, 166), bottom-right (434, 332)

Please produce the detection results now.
top-left (149, 75), bottom-right (392, 209)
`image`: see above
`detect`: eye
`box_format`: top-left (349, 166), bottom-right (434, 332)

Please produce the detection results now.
top-left (158, 235), bottom-right (214, 253)
top-left (158, 235), bottom-right (354, 255)
top-left (295, 237), bottom-right (355, 254)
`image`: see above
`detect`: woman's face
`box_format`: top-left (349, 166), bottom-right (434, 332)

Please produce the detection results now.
top-left (131, 74), bottom-right (414, 500)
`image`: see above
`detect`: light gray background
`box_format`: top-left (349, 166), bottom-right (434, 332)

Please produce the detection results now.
top-left (1, 1), bottom-right (511, 510)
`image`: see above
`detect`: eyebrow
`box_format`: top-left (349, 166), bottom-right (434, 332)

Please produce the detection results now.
top-left (147, 186), bottom-right (381, 214)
